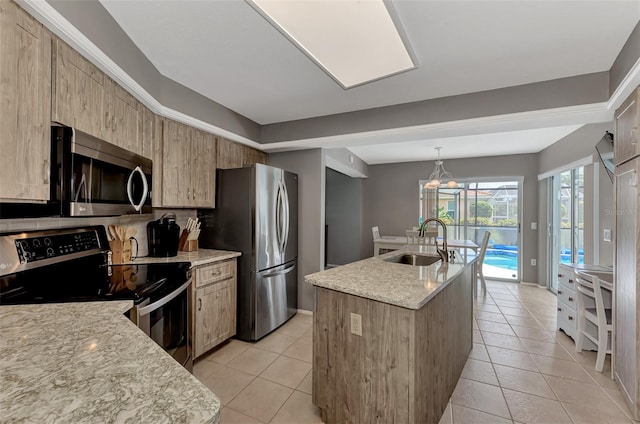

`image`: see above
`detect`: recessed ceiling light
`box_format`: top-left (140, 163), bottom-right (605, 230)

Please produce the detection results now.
top-left (247, 0), bottom-right (417, 89)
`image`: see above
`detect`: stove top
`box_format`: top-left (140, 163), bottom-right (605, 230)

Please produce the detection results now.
top-left (0, 226), bottom-right (192, 306)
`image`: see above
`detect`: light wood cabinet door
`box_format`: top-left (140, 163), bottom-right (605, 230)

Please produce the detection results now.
top-left (103, 78), bottom-right (141, 154)
top-left (216, 137), bottom-right (245, 169)
top-left (0, 0), bottom-right (51, 201)
top-left (52, 38), bottom-right (105, 138)
top-left (191, 129), bottom-right (216, 208)
top-left (615, 86), bottom-right (640, 166)
top-left (244, 145), bottom-right (268, 166)
top-left (193, 261), bottom-right (237, 359)
top-left (140, 103), bottom-right (156, 160)
top-left (162, 119), bottom-right (192, 207)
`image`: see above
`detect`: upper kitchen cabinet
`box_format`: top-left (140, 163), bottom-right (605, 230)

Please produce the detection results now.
top-left (217, 137), bottom-right (268, 169)
top-left (614, 86), bottom-right (640, 166)
top-left (160, 119), bottom-right (216, 208)
top-left (102, 77), bottom-right (141, 155)
top-left (51, 37), bottom-right (105, 138)
top-left (0, 0), bottom-right (52, 202)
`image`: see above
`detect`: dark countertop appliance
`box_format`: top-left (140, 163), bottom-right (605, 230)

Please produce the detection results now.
top-left (147, 213), bottom-right (180, 257)
top-left (0, 225), bottom-right (193, 372)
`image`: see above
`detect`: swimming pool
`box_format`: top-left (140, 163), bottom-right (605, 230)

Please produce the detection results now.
top-left (483, 251), bottom-right (518, 271)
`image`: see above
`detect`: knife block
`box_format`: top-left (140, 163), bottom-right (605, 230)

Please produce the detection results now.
top-left (109, 239), bottom-right (132, 264)
top-left (181, 239), bottom-right (198, 252)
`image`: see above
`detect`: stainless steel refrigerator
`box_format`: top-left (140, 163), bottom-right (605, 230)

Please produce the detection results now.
top-left (198, 164), bottom-right (298, 341)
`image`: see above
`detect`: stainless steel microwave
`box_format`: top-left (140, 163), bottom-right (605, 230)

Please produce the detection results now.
top-left (52, 126), bottom-right (152, 216)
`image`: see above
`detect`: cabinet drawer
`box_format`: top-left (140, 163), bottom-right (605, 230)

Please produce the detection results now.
top-left (557, 285), bottom-right (576, 308)
top-left (557, 265), bottom-right (577, 290)
top-left (196, 260), bottom-right (235, 288)
top-left (557, 300), bottom-right (576, 339)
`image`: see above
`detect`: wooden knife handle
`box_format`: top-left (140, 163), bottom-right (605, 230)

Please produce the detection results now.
top-left (178, 230), bottom-right (189, 251)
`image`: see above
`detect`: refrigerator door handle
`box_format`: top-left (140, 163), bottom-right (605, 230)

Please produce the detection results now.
top-left (261, 263), bottom-right (296, 278)
top-left (281, 178), bottom-right (290, 254)
top-left (275, 181), bottom-right (283, 249)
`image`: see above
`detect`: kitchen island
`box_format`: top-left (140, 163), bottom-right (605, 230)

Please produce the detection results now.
top-left (0, 301), bottom-right (220, 424)
top-left (305, 245), bottom-right (476, 424)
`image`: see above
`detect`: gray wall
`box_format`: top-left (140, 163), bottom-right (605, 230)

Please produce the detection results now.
top-left (536, 122), bottom-right (615, 285)
top-left (269, 149), bottom-right (325, 311)
top-left (610, 21), bottom-right (640, 96)
top-left (325, 168), bottom-right (363, 266)
top-left (361, 154), bottom-right (540, 283)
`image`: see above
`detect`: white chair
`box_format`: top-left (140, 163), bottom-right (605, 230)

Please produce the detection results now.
top-left (474, 231), bottom-right (491, 298)
top-left (372, 226), bottom-right (380, 241)
top-left (575, 270), bottom-right (612, 373)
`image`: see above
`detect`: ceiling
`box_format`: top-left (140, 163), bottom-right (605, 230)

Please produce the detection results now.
top-left (91, 1), bottom-right (640, 163)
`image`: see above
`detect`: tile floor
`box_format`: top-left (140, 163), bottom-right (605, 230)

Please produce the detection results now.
top-left (193, 280), bottom-right (639, 424)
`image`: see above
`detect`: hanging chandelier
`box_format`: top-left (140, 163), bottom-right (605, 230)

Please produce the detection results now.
top-left (424, 147), bottom-right (457, 189)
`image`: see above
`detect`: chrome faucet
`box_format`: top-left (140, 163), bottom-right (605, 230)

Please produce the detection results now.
top-left (418, 218), bottom-right (449, 263)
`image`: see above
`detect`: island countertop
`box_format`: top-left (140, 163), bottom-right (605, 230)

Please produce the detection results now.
top-left (0, 301), bottom-right (220, 424)
top-left (305, 245), bottom-right (477, 310)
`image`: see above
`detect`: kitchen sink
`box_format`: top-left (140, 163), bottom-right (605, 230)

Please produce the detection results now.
top-left (384, 253), bottom-right (441, 266)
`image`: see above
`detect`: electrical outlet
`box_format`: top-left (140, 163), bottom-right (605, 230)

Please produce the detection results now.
top-left (350, 313), bottom-right (362, 336)
top-left (603, 229), bottom-right (612, 242)
top-left (531, 222), bottom-right (537, 230)
top-left (531, 258), bottom-right (537, 266)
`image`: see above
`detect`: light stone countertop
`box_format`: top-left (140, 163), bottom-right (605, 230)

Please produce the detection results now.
top-left (127, 248), bottom-right (241, 266)
top-left (305, 245), bottom-right (477, 310)
top-left (0, 301), bottom-right (220, 424)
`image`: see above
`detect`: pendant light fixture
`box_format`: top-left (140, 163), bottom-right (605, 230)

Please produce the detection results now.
top-left (424, 147), bottom-right (457, 189)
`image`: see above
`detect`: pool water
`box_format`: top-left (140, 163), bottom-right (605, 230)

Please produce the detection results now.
top-left (483, 254), bottom-right (518, 271)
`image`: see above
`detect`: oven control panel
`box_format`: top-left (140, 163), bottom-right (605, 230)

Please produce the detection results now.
top-left (16, 230), bottom-right (101, 264)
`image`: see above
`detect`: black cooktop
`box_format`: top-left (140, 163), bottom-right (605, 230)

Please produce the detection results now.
top-left (0, 255), bottom-right (191, 306)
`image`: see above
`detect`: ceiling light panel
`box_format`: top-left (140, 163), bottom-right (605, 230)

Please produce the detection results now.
top-left (248, 0), bottom-right (416, 89)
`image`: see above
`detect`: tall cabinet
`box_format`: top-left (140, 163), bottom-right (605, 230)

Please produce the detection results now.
top-left (614, 85), bottom-right (640, 420)
top-left (0, 0), bottom-right (52, 202)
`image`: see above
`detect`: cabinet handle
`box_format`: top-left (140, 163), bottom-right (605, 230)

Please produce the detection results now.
top-left (558, 290), bottom-right (563, 295)
top-left (558, 274), bottom-right (563, 278)
top-left (187, 188), bottom-right (191, 200)
top-left (211, 270), bottom-right (222, 276)
top-left (568, 279), bottom-right (573, 284)
top-left (568, 296), bottom-right (574, 302)
top-left (631, 126), bottom-right (637, 144)
top-left (105, 111), bottom-right (110, 128)
top-left (112, 116), bottom-right (117, 132)
top-left (193, 189), bottom-right (196, 200)
top-left (43, 160), bottom-right (49, 184)
top-left (568, 316), bottom-right (574, 321)
top-left (558, 307), bottom-right (562, 312)
top-left (198, 298), bottom-right (202, 311)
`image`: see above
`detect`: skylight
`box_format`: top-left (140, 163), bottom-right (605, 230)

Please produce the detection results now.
top-left (247, 0), bottom-right (416, 89)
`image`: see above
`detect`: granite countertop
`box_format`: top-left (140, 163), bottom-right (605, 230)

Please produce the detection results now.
top-left (305, 245), bottom-right (477, 310)
top-left (0, 301), bottom-right (220, 424)
top-left (128, 248), bottom-right (241, 267)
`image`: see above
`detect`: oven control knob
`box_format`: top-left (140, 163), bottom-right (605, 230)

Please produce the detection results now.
top-left (33, 239), bottom-right (41, 248)
top-left (44, 238), bottom-right (52, 246)
top-left (18, 240), bottom-right (29, 250)
top-left (46, 247), bottom-right (55, 257)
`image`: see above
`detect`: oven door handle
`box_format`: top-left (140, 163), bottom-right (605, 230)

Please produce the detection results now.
top-left (137, 279), bottom-right (191, 317)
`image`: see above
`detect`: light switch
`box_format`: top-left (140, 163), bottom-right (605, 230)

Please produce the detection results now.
top-left (531, 222), bottom-right (537, 230)
top-left (603, 229), bottom-right (612, 242)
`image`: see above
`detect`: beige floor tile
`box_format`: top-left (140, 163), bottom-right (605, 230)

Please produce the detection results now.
top-left (301, 326), bottom-right (313, 339)
top-left (472, 329), bottom-right (484, 342)
top-left (563, 402), bottom-right (634, 424)
top-left (460, 358), bottom-right (499, 386)
top-left (227, 347), bottom-right (279, 376)
top-left (270, 391), bottom-right (323, 424)
top-left (502, 389), bottom-right (572, 423)
top-left (584, 364), bottom-right (618, 389)
top-left (545, 375), bottom-right (629, 418)
top-left (530, 353), bottom-right (596, 384)
top-left (220, 407), bottom-right (262, 424)
top-left (475, 311), bottom-right (508, 324)
top-left (503, 315), bottom-right (543, 329)
top-left (473, 319), bottom-right (479, 329)
top-left (499, 307), bottom-right (534, 318)
top-left (535, 318), bottom-right (558, 331)
top-left (451, 404), bottom-right (512, 424)
top-left (486, 346), bottom-right (539, 372)
top-left (200, 366), bottom-right (255, 406)
top-left (297, 370), bottom-right (313, 395)
top-left (567, 348), bottom-right (601, 365)
top-left (260, 355), bottom-right (312, 389)
top-left (604, 387), bottom-right (638, 421)
top-left (450, 378), bottom-right (511, 419)
top-left (228, 377), bottom-right (293, 423)
top-left (204, 339), bottom-right (249, 365)
top-left (481, 331), bottom-right (527, 352)
top-left (438, 403), bottom-right (453, 424)
top-left (474, 304), bottom-right (501, 314)
top-left (276, 318), bottom-right (312, 338)
top-left (193, 358), bottom-right (223, 381)
top-left (493, 364), bottom-right (556, 399)
top-left (491, 299), bottom-right (522, 308)
top-left (253, 332), bottom-right (298, 354)
top-left (510, 325), bottom-right (557, 343)
top-left (469, 342), bottom-right (491, 362)
top-left (477, 320), bottom-right (516, 337)
top-left (518, 338), bottom-right (573, 361)
top-left (282, 337), bottom-right (312, 363)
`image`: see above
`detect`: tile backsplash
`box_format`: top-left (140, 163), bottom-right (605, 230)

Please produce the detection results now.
top-left (0, 209), bottom-right (199, 258)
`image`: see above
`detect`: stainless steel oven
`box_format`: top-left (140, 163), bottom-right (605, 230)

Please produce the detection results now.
top-left (0, 226), bottom-right (193, 372)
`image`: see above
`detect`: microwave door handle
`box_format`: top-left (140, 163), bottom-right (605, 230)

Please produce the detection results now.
top-left (127, 166), bottom-right (148, 212)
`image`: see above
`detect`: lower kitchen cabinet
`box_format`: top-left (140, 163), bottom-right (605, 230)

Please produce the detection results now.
top-left (192, 259), bottom-right (237, 359)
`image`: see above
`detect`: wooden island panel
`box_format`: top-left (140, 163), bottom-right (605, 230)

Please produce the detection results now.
top-left (313, 263), bottom-right (473, 424)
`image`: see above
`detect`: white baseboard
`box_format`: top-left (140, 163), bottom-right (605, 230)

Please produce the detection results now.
top-left (297, 309), bottom-right (313, 315)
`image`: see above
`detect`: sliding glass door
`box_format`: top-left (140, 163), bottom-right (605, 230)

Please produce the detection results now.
top-left (419, 179), bottom-right (522, 281)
